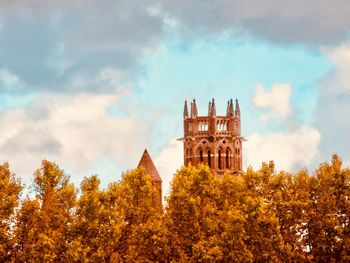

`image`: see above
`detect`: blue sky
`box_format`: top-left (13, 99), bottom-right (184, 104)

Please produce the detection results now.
top-left (1, 1), bottom-right (350, 193)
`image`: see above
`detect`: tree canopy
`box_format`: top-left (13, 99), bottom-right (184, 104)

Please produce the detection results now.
top-left (0, 155), bottom-right (349, 262)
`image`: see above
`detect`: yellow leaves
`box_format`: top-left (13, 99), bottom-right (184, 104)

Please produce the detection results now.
top-left (0, 156), bottom-right (349, 261)
top-left (0, 162), bottom-right (22, 262)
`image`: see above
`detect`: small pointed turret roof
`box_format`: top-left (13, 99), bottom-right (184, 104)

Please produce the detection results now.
top-left (208, 101), bottom-right (212, 116)
top-left (183, 100), bottom-right (189, 119)
top-left (211, 98), bottom-right (216, 116)
top-left (191, 99), bottom-right (198, 117)
top-left (235, 98), bottom-right (240, 117)
top-left (227, 99), bottom-right (234, 117)
top-left (137, 149), bottom-right (162, 182)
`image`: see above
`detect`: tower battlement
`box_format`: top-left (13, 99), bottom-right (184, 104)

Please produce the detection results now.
top-left (180, 98), bottom-right (243, 173)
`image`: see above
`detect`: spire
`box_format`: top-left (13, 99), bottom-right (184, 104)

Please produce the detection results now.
top-left (191, 99), bottom-right (198, 118)
top-left (226, 101), bottom-right (230, 116)
top-left (190, 101), bottom-right (193, 117)
top-left (227, 99), bottom-right (234, 117)
top-left (235, 99), bottom-right (240, 118)
top-left (208, 101), bottom-right (212, 116)
top-left (137, 149), bottom-right (162, 182)
top-left (211, 98), bottom-right (216, 116)
top-left (183, 100), bottom-right (189, 119)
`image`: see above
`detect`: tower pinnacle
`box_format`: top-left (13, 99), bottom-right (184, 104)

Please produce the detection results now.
top-left (183, 100), bottom-right (189, 119)
top-left (211, 98), bottom-right (216, 117)
top-left (235, 99), bottom-right (240, 118)
top-left (191, 99), bottom-right (198, 118)
top-left (227, 99), bottom-right (234, 117)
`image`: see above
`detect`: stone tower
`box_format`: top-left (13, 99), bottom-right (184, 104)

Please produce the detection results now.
top-left (137, 149), bottom-right (162, 204)
top-left (180, 98), bottom-right (243, 174)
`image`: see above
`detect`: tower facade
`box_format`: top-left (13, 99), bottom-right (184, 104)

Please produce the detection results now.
top-left (180, 98), bottom-right (243, 174)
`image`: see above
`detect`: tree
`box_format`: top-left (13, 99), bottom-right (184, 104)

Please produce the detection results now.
top-left (268, 169), bottom-right (311, 261)
top-left (114, 167), bottom-right (166, 262)
top-left (165, 164), bottom-right (226, 262)
top-left (241, 165), bottom-right (289, 262)
top-left (0, 162), bottom-right (22, 262)
top-left (217, 172), bottom-right (253, 262)
top-left (306, 154), bottom-right (350, 262)
top-left (14, 160), bottom-right (76, 262)
top-left (68, 175), bottom-right (122, 262)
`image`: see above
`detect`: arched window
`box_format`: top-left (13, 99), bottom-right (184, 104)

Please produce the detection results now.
top-left (226, 149), bottom-right (230, 169)
top-left (218, 150), bottom-right (222, 169)
top-left (200, 150), bottom-right (203, 163)
top-left (207, 150), bottom-right (211, 168)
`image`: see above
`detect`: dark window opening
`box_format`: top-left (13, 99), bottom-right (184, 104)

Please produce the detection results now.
top-left (218, 150), bottom-right (222, 169)
top-left (226, 150), bottom-right (230, 169)
top-left (207, 150), bottom-right (211, 168)
top-left (200, 150), bottom-right (203, 163)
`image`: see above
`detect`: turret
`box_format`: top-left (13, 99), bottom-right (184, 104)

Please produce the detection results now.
top-left (191, 99), bottom-right (198, 118)
top-left (235, 99), bottom-right (240, 118)
top-left (210, 98), bottom-right (216, 117)
top-left (183, 100), bottom-right (189, 119)
top-left (227, 99), bottom-right (234, 117)
top-left (208, 101), bottom-right (212, 116)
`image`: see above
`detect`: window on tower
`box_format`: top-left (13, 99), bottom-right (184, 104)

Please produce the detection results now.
top-left (226, 149), bottom-right (230, 169)
top-left (217, 121), bottom-right (228, 131)
top-left (207, 150), bottom-right (211, 168)
top-left (198, 122), bottom-right (208, 131)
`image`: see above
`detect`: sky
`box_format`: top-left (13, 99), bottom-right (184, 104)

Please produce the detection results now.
top-left (1, 1), bottom-right (350, 196)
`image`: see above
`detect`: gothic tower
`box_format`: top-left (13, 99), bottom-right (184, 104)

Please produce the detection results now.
top-left (180, 98), bottom-right (243, 174)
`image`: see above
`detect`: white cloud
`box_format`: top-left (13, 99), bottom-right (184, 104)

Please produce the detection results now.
top-left (0, 92), bottom-right (152, 183)
top-left (244, 126), bottom-right (321, 172)
top-left (314, 44), bottom-right (350, 163)
top-left (322, 44), bottom-right (350, 93)
top-left (253, 83), bottom-right (291, 122)
top-left (154, 138), bottom-right (183, 197)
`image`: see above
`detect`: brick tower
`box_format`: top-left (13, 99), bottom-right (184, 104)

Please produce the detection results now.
top-left (137, 149), bottom-right (162, 204)
top-left (180, 98), bottom-right (243, 174)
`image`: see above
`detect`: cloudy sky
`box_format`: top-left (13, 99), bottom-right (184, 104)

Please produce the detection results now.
top-left (1, 1), bottom-right (350, 195)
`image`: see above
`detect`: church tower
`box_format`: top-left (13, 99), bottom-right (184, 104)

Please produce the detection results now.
top-left (137, 149), bottom-right (162, 205)
top-left (181, 98), bottom-right (243, 174)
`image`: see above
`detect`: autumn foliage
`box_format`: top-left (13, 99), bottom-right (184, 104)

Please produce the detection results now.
top-left (1, 155), bottom-right (350, 262)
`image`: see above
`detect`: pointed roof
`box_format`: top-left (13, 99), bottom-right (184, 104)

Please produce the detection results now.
top-left (137, 149), bottom-right (162, 182)
top-left (191, 99), bottom-right (198, 118)
top-left (183, 100), bottom-right (189, 119)
top-left (235, 98), bottom-right (240, 117)
top-left (208, 101), bottom-right (212, 116)
top-left (211, 98), bottom-right (216, 116)
top-left (227, 99), bottom-right (234, 117)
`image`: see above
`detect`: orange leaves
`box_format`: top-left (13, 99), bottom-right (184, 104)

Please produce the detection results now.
top-left (0, 155), bottom-right (349, 261)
